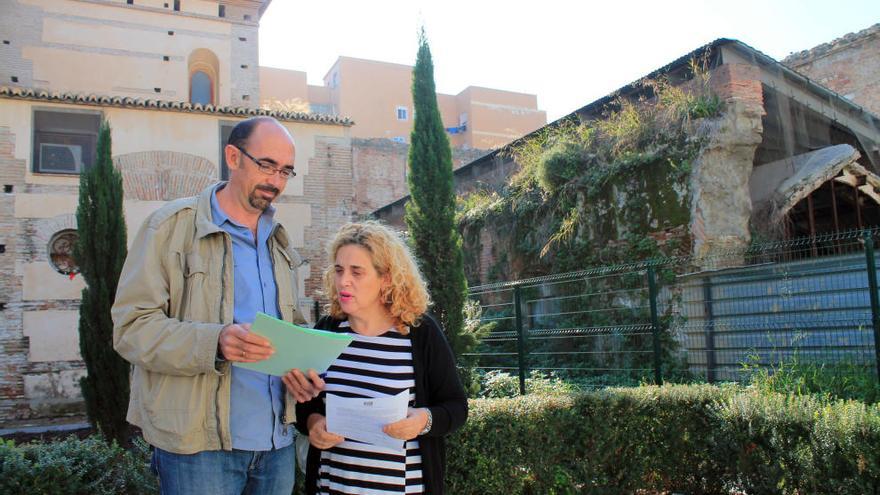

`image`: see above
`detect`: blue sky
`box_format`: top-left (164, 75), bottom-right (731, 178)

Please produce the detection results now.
top-left (259, 1), bottom-right (880, 121)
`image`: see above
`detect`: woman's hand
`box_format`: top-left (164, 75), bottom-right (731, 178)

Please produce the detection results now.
top-left (307, 413), bottom-right (344, 450)
top-left (383, 408), bottom-right (429, 441)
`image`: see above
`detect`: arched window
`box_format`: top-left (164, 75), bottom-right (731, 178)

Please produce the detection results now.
top-left (190, 70), bottom-right (213, 105)
top-left (187, 48), bottom-right (220, 105)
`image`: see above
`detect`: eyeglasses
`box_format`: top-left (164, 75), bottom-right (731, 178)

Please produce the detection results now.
top-left (234, 145), bottom-right (296, 179)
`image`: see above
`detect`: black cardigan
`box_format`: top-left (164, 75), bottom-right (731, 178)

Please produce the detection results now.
top-left (295, 314), bottom-right (468, 495)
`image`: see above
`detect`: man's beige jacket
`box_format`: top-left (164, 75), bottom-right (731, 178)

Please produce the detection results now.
top-left (112, 183), bottom-right (307, 454)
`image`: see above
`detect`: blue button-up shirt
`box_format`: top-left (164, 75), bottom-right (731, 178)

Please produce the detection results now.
top-left (211, 184), bottom-right (292, 451)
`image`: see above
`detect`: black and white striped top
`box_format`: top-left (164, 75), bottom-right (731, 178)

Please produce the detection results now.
top-left (318, 321), bottom-right (424, 495)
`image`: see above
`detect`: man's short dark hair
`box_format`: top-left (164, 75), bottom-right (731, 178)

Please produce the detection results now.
top-left (227, 116), bottom-right (278, 149)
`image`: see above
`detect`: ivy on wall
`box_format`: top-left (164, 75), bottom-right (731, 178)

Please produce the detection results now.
top-left (458, 61), bottom-right (723, 283)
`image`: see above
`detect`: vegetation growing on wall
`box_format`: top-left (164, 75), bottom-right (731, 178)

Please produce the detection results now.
top-left (457, 60), bottom-right (723, 282)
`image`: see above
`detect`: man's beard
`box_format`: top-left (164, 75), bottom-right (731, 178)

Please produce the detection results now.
top-left (248, 184), bottom-right (280, 211)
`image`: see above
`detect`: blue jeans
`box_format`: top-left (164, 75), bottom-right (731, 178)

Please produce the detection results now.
top-left (151, 443), bottom-right (296, 495)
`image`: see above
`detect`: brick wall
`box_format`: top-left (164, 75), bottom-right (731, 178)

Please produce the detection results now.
top-left (785, 24), bottom-right (880, 116)
top-left (0, 127), bottom-right (28, 420)
top-left (708, 63), bottom-right (764, 108)
top-left (0, 124), bottom-right (89, 421)
top-left (301, 136), bottom-right (355, 311)
top-left (115, 150), bottom-right (217, 200)
top-left (230, 23), bottom-right (260, 108)
top-left (0, 1), bottom-right (40, 89)
top-left (351, 138), bottom-right (488, 215)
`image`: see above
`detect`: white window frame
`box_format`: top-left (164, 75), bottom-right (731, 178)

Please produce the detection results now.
top-left (396, 106), bottom-right (408, 121)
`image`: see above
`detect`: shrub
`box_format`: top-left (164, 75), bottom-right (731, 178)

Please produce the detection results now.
top-left (479, 370), bottom-right (578, 398)
top-left (743, 352), bottom-right (880, 404)
top-left (0, 435), bottom-right (157, 494)
top-left (447, 384), bottom-right (880, 494)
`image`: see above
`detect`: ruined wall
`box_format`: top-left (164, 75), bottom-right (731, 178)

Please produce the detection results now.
top-left (785, 24), bottom-right (880, 116)
top-left (352, 138), bottom-right (488, 216)
top-left (690, 63), bottom-right (765, 261)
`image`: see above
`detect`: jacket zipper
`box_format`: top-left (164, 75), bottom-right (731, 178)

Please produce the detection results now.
top-left (215, 232), bottom-right (229, 449)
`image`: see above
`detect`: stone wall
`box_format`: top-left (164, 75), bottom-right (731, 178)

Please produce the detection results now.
top-left (689, 63), bottom-right (765, 262)
top-left (784, 23), bottom-right (880, 116)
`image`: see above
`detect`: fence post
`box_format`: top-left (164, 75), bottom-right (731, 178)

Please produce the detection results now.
top-left (513, 286), bottom-right (528, 395)
top-left (646, 265), bottom-right (663, 385)
top-left (702, 277), bottom-right (717, 383)
top-left (863, 232), bottom-right (880, 381)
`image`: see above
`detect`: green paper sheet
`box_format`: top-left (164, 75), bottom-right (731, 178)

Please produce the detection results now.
top-left (233, 312), bottom-right (352, 376)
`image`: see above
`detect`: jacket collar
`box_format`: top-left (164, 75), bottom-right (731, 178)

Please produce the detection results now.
top-left (195, 182), bottom-right (225, 240)
top-left (194, 181), bottom-right (291, 250)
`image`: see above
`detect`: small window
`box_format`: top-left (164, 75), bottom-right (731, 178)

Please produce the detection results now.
top-left (396, 106), bottom-right (408, 121)
top-left (190, 70), bottom-right (213, 105)
top-left (218, 4), bottom-right (225, 17)
top-left (331, 72), bottom-right (338, 88)
top-left (173, 0), bottom-right (180, 11)
top-left (32, 110), bottom-right (100, 174)
top-left (127, 0), bottom-right (133, 4)
top-left (48, 229), bottom-right (78, 275)
top-left (391, 136), bottom-right (406, 144)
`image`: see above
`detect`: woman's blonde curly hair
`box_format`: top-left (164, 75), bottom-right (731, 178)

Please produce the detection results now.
top-left (322, 221), bottom-right (430, 334)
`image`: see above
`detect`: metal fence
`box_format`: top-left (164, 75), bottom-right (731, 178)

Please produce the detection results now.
top-left (465, 228), bottom-right (880, 394)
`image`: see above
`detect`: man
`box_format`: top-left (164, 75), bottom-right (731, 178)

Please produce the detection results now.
top-left (113, 116), bottom-right (323, 495)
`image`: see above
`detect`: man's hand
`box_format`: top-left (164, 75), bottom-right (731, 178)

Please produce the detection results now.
top-left (218, 323), bottom-right (274, 362)
top-left (383, 408), bottom-right (429, 441)
top-left (281, 369), bottom-right (325, 402)
top-left (306, 413), bottom-right (344, 450)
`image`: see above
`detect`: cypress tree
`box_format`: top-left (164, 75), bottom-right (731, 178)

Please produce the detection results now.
top-left (405, 30), bottom-right (473, 357)
top-left (74, 121), bottom-right (130, 445)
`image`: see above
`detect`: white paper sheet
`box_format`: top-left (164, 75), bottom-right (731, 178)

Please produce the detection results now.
top-left (325, 390), bottom-right (409, 450)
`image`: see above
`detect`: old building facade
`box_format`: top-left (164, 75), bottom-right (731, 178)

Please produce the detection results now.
top-left (0, 0), bottom-right (548, 424)
top-left (0, 0), bottom-right (359, 422)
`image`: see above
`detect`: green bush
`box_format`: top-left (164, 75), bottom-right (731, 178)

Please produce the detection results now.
top-left (7, 384), bottom-right (879, 494)
top-left (478, 370), bottom-right (578, 398)
top-left (0, 435), bottom-right (157, 494)
top-left (447, 384), bottom-right (880, 494)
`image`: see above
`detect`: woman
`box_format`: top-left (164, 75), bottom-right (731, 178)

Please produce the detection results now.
top-left (290, 221), bottom-right (467, 495)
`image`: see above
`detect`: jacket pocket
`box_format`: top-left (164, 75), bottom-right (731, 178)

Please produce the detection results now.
top-left (143, 372), bottom-right (210, 436)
